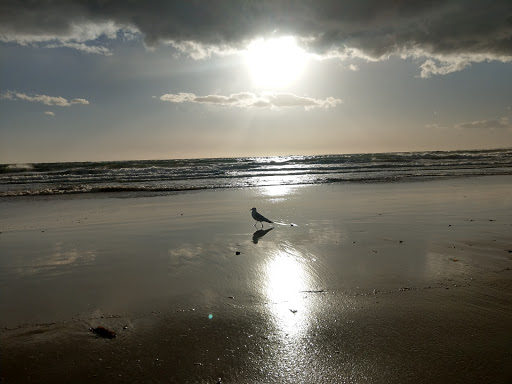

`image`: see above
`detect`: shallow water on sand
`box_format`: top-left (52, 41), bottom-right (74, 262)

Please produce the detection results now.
top-left (1, 176), bottom-right (511, 327)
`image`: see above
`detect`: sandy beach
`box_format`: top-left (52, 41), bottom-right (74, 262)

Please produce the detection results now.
top-left (1, 175), bottom-right (512, 383)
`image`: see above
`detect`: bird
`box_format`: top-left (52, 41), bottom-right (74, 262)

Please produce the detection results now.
top-left (250, 207), bottom-right (273, 228)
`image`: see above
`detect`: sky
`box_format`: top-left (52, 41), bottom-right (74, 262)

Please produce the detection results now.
top-left (1, 0), bottom-right (512, 163)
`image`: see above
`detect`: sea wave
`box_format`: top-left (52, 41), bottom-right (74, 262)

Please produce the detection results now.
top-left (1, 149), bottom-right (511, 197)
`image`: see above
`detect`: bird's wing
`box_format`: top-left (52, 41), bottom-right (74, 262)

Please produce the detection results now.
top-left (255, 211), bottom-right (272, 223)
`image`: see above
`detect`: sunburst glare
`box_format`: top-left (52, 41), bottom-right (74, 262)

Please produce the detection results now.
top-left (245, 36), bottom-right (308, 89)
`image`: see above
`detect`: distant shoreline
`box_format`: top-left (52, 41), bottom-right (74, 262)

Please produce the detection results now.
top-left (3, 146), bottom-right (512, 166)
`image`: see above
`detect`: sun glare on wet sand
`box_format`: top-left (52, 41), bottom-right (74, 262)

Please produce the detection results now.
top-left (264, 248), bottom-right (314, 337)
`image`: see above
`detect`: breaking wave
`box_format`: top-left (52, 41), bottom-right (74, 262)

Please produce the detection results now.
top-left (1, 149), bottom-right (511, 197)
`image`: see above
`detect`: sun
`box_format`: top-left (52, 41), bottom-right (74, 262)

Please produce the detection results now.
top-left (245, 36), bottom-right (307, 89)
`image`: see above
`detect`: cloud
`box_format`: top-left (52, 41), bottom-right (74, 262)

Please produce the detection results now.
top-left (1, 1), bottom-right (511, 74)
top-left (419, 58), bottom-right (472, 78)
top-left (425, 123), bottom-right (446, 130)
top-left (70, 98), bottom-right (89, 105)
top-left (45, 42), bottom-right (113, 55)
top-left (44, 111), bottom-right (55, 117)
top-left (159, 92), bottom-right (342, 110)
top-left (427, 117), bottom-right (511, 130)
top-left (455, 117), bottom-right (511, 130)
top-left (0, 17), bottom-right (136, 55)
top-left (1, 91), bottom-right (90, 107)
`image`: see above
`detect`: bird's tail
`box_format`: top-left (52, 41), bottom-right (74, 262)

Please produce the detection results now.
top-left (271, 221), bottom-right (298, 226)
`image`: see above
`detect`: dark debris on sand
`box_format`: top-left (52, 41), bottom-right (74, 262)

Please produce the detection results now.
top-left (90, 326), bottom-right (117, 339)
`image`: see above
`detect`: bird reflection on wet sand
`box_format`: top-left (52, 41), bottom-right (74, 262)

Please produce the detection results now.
top-left (252, 227), bottom-right (274, 244)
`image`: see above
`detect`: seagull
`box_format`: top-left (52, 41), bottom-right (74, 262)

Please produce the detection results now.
top-left (250, 207), bottom-right (273, 228)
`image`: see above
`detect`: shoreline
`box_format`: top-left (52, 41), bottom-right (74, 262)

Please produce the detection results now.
top-left (1, 176), bottom-right (512, 383)
top-left (2, 172), bottom-right (512, 200)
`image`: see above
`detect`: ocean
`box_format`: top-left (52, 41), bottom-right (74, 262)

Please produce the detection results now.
top-left (1, 148), bottom-right (511, 198)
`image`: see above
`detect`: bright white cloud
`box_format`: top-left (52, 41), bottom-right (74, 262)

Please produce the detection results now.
top-left (159, 92), bottom-right (342, 110)
top-left (1, 91), bottom-right (90, 107)
top-left (44, 111), bottom-right (55, 117)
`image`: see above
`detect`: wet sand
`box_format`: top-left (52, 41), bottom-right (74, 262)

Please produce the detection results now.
top-left (1, 176), bottom-right (512, 383)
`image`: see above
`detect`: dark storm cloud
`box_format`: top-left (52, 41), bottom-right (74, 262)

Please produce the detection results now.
top-left (2, 1), bottom-right (511, 71)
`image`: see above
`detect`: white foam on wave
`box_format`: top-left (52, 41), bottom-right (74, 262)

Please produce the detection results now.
top-left (6, 163), bottom-right (34, 170)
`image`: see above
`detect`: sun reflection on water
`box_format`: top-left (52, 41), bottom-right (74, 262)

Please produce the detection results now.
top-left (264, 247), bottom-right (314, 337)
top-left (260, 184), bottom-right (297, 198)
